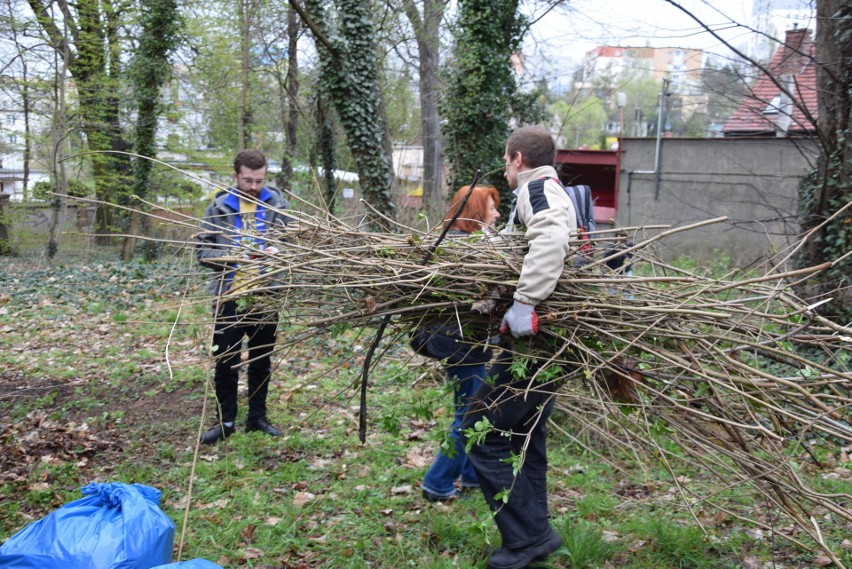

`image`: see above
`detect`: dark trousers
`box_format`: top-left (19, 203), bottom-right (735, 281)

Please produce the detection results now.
top-left (461, 348), bottom-right (557, 549)
top-left (212, 300), bottom-right (278, 424)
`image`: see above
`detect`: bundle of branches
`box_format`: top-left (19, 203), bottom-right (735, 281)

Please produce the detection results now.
top-left (209, 203), bottom-right (850, 564)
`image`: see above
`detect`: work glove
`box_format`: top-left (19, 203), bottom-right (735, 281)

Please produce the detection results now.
top-left (499, 300), bottom-right (539, 338)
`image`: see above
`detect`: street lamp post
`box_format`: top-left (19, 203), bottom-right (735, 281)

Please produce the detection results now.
top-left (615, 92), bottom-right (627, 225)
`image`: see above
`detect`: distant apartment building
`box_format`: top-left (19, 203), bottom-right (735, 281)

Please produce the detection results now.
top-left (576, 45), bottom-right (704, 91)
top-left (574, 45), bottom-right (708, 137)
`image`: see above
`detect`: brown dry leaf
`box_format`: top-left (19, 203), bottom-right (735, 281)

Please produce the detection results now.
top-left (741, 555), bottom-right (761, 569)
top-left (402, 446), bottom-right (431, 469)
top-left (293, 491), bottom-right (316, 507)
top-left (364, 295), bottom-right (377, 313)
top-left (243, 547), bottom-right (264, 560)
top-left (812, 554), bottom-right (834, 567)
top-left (390, 485), bottom-right (412, 496)
top-left (265, 516), bottom-right (282, 526)
top-left (241, 524), bottom-right (256, 544)
top-left (709, 511), bottom-right (729, 527)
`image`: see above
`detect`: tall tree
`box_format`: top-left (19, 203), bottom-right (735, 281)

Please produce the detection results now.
top-left (796, 0), bottom-right (851, 320)
top-left (121, 0), bottom-right (180, 261)
top-left (236, 0), bottom-right (256, 150)
top-left (252, 0), bottom-right (303, 192)
top-left (294, 0), bottom-right (396, 225)
top-left (26, 0), bottom-right (133, 243)
top-left (276, 7), bottom-right (301, 192)
top-left (440, 0), bottom-right (526, 208)
top-left (401, 0), bottom-right (447, 223)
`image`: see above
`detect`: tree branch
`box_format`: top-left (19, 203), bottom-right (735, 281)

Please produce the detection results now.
top-left (287, 0), bottom-right (335, 54)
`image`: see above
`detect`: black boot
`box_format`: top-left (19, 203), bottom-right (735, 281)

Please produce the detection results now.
top-left (200, 423), bottom-right (235, 445)
top-left (246, 417), bottom-right (282, 437)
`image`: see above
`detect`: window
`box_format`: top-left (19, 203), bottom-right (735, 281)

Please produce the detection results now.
top-left (5, 114), bottom-right (15, 125)
top-left (763, 94), bottom-right (781, 114)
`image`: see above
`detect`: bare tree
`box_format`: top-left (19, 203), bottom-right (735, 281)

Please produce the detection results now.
top-left (26, 0), bottom-right (134, 244)
top-left (400, 0), bottom-right (447, 222)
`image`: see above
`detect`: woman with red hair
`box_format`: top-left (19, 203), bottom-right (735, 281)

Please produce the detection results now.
top-left (442, 184), bottom-right (501, 234)
top-left (417, 185), bottom-right (500, 502)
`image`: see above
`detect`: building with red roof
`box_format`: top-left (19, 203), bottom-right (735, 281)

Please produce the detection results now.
top-left (722, 27), bottom-right (818, 137)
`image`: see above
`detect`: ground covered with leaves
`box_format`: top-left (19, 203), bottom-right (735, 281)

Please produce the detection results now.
top-left (1, 255), bottom-right (850, 568)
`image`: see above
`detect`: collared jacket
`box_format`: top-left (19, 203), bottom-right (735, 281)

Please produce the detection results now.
top-left (504, 165), bottom-right (576, 305)
top-left (195, 186), bottom-right (290, 296)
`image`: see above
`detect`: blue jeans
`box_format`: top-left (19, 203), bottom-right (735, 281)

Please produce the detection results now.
top-left (461, 349), bottom-right (558, 549)
top-left (421, 363), bottom-right (486, 499)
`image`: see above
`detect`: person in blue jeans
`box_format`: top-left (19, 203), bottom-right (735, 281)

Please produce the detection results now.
top-left (413, 184), bottom-right (501, 502)
top-left (421, 362), bottom-right (487, 501)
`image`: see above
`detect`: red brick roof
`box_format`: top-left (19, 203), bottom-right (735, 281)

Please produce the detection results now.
top-left (723, 28), bottom-right (818, 137)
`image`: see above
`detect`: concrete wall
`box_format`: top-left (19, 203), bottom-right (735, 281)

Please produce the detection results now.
top-left (616, 137), bottom-right (818, 265)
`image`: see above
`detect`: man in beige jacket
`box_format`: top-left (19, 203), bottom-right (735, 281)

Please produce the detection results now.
top-left (462, 125), bottom-right (576, 569)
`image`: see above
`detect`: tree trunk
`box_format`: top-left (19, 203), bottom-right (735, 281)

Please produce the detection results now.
top-left (276, 7), bottom-right (300, 192)
top-left (795, 0), bottom-right (851, 320)
top-left (22, 73), bottom-right (31, 200)
top-left (121, 0), bottom-right (179, 261)
top-left (238, 0), bottom-right (252, 150)
top-left (300, 0), bottom-right (396, 227)
top-left (402, 0), bottom-right (447, 225)
top-left (316, 94), bottom-right (336, 211)
top-left (46, 23), bottom-right (69, 260)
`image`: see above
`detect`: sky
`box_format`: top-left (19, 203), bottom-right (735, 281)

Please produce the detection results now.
top-left (524, 0), bottom-right (816, 90)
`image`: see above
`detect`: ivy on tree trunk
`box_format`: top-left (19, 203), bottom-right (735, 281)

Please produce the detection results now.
top-left (122, 0), bottom-right (181, 261)
top-left (298, 0), bottom-right (396, 228)
top-left (27, 0), bottom-right (133, 244)
top-left (440, 0), bottom-right (525, 208)
top-left (795, 0), bottom-right (851, 321)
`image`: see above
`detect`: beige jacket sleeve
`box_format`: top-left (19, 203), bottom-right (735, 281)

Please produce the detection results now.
top-left (512, 174), bottom-right (577, 305)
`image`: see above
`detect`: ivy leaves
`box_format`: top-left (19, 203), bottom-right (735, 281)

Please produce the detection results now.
top-left (440, 0), bottom-right (545, 210)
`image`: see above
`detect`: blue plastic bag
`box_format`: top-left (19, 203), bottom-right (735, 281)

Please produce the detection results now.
top-left (0, 482), bottom-right (175, 569)
top-left (151, 560), bottom-right (221, 569)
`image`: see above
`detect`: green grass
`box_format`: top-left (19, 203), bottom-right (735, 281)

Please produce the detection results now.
top-left (1, 256), bottom-right (850, 568)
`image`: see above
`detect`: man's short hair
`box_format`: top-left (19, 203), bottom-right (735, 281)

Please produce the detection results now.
top-left (234, 149), bottom-right (268, 172)
top-left (506, 125), bottom-right (555, 169)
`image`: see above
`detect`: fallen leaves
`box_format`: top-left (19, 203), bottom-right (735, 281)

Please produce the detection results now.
top-left (401, 446), bottom-right (431, 469)
top-left (292, 491), bottom-right (316, 507)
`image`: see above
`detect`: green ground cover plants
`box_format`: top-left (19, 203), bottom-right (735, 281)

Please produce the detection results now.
top-left (0, 254), bottom-right (849, 568)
